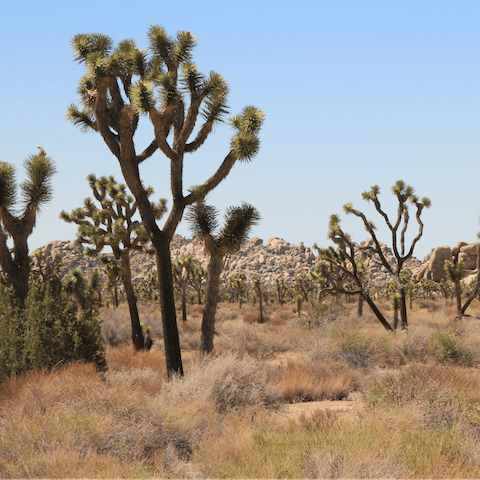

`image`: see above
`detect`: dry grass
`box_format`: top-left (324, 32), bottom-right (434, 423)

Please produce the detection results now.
top-left (270, 359), bottom-right (361, 402)
top-left (4, 298), bottom-right (480, 477)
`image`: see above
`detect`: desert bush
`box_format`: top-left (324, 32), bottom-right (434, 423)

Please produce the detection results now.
top-left (367, 363), bottom-right (480, 408)
top-left (302, 447), bottom-right (410, 479)
top-left (100, 303), bottom-right (163, 347)
top-left (270, 360), bottom-right (361, 403)
top-left (328, 321), bottom-right (401, 367)
top-left (427, 331), bottom-right (476, 366)
top-left (0, 270), bottom-right (106, 383)
top-left (0, 362), bottom-right (198, 478)
top-left (162, 353), bottom-right (281, 412)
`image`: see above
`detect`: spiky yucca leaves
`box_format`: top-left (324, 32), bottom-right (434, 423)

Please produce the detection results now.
top-left (68, 26), bottom-right (264, 377)
top-left (61, 175), bottom-right (166, 351)
top-left (0, 149), bottom-right (56, 307)
top-left (187, 200), bottom-right (260, 354)
top-left (342, 180), bottom-right (431, 330)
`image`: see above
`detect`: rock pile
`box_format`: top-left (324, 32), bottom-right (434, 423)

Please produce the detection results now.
top-left (415, 242), bottom-right (480, 283)
top-left (35, 235), bottom-right (317, 289)
top-left (34, 236), bottom-right (480, 289)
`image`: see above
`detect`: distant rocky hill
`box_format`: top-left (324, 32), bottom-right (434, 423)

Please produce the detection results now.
top-left (36, 235), bottom-right (316, 289)
top-left (34, 236), bottom-right (480, 288)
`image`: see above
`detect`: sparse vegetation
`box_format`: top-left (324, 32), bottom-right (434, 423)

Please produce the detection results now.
top-left (3, 298), bottom-right (480, 478)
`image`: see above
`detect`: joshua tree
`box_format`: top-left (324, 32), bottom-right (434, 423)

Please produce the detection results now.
top-left (187, 200), bottom-right (260, 355)
top-left (343, 180), bottom-right (431, 330)
top-left (0, 148), bottom-right (56, 307)
top-left (228, 273), bottom-right (249, 308)
top-left (315, 215), bottom-right (393, 331)
top-left (390, 293), bottom-right (402, 330)
top-left (68, 27), bottom-right (264, 376)
top-left (444, 242), bottom-right (480, 321)
top-left (275, 278), bottom-right (287, 305)
top-left (99, 256), bottom-right (123, 307)
top-left (251, 275), bottom-right (265, 323)
top-left (60, 174), bottom-right (166, 350)
top-left (189, 260), bottom-right (206, 305)
top-left (172, 255), bottom-right (196, 322)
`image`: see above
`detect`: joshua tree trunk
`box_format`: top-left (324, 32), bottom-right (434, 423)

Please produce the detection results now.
top-left (361, 290), bottom-right (393, 331)
top-left (201, 253), bottom-right (224, 355)
top-left (357, 293), bottom-right (363, 317)
top-left (258, 288), bottom-right (264, 323)
top-left (454, 279), bottom-right (462, 320)
top-left (0, 230), bottom-right (31, 308)
top-left (121, 250), bottom-right (144, 350)
top-left (181, 278), bottom-right (187, 322)
top-left (153, 234), bottom-right (184, 375)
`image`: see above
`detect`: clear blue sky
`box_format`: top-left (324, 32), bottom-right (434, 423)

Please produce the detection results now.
top-left (0, 1), bottom-right (478, 260)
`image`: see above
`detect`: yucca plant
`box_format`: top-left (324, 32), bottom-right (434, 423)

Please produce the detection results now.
top-left (61, 175), bottom-right (166, 350)
top-left (0, 147), bottom-right (56, 307)
top-left (68, 27), bottom-right (264, 376)
top-left (342, 180), bottom-right (431, 330)
top-left (187, 200), bottom-right (260, 354)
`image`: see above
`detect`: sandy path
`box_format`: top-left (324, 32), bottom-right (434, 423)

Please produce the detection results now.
top-left (275, 392), bottom-right (365, 423)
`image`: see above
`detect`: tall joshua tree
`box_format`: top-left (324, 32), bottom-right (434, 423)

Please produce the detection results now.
top-left (343, 180), bottom-right (431, 330)
top-left (0, 147), bottom-right (56, 307)
top-left (187, 201), bottom-right (260, 355)
top-left (68, 27), bottom-right (264, 376)
top-left (60, 174), bottom-right (167, 350)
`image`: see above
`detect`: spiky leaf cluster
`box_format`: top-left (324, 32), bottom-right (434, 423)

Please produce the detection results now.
top-left (230, 106), bottom-right (265, 162)
top-left (0, 151), bottom-right (56, 234)
top-left (61, 174), bottom-right (165, 255)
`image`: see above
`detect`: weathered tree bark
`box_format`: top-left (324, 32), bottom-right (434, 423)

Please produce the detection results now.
top-left (361, 291), bottom-right (393, 332)
top-left (181, 278), bottom-right (188, 322)
top-left (153, 233), bottom-right (183, 375)
top-left (201, 253), bottom-right (223, 355)
top-left (120, 250), bottom-right (144, 350)
top-left (257, 287), bottom-right (264, 323)
top-left (357, 293), bottom-right (363, 317)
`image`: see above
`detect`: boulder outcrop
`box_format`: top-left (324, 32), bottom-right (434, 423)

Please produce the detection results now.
top-left (33, 237), bottom-right (480, 289)
top-left (415, 242), bottom-right (480, 283)
top-left (34, 235), bottom-right (317, 289)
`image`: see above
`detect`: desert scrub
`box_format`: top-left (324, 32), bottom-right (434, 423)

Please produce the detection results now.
top-left (162, 353), bottom-right (281, 413)
top-left (427, 331), bottom-right (477, 366)
top-left (367, 363), bottom-right (480, 408)
top-left (328, 321), bottom-right (401, 367)
top-left (0, 362), bottom-right (198, 478)
top-left (270, 359), bottom-right (361, 403)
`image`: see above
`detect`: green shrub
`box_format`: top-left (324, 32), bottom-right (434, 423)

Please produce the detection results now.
top-left (427, 332), bottom-right (475, 366)
top-left (0, 267), bottom-right (106, 383)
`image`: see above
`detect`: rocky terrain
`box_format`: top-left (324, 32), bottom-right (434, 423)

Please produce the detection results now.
top-left (36, 235), bottom-right (317, 288)
top-left (34, 236), bottom-right (480, 289)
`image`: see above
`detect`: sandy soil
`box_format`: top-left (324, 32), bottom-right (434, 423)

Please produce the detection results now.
top-left (275, 391), bottom-right (365, 423)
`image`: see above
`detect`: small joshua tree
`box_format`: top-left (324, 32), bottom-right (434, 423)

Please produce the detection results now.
top-left (61, 174), bottom-right (166, 350)
top-left (444, 240), bottom-right (480, 321)
top-left (189, 260), bottom-right (206, 305)
top-left (315, 215), bottom-right (393, 331)
top-left (172, 255), bottom-right (196, 322)
top-left (187, 200), bottom-right (260, 355)
top-left (343, 180), bottom-right (431, 330)
top-left (0, 148), bottom-right (56, 307)
top-left (251, 275), bottom-right (265, 323)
